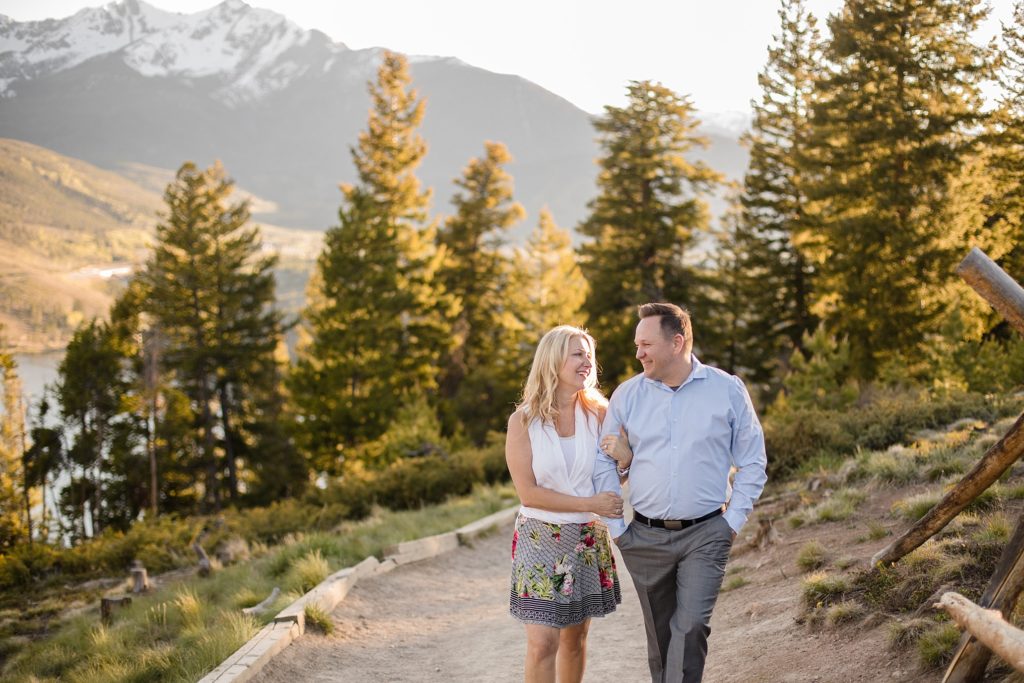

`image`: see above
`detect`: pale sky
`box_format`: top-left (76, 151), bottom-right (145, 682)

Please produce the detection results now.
top-left (0, 0), bottom-right (1018, 114)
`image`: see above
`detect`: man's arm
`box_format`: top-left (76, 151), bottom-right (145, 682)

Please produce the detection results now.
top-left (724, 377), bottom-right (768, 534)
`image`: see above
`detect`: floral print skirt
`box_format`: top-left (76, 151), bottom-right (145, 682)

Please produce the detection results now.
top-left (509, 514), bottom-right (621, 628)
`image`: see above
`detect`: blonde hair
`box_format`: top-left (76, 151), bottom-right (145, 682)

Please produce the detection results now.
top-left (519, 325), bottom-right (606, 425)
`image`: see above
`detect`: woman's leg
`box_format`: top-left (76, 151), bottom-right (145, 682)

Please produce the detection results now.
top-left (556, 619), bottom-right (591, 683)
top-left (524, 623), bottom-right (560, 683)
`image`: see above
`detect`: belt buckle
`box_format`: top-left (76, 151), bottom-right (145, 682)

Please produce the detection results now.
top-left (664, 520), bottom-right (683, 531)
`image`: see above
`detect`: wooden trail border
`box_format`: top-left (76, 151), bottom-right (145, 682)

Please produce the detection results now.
top-left (196, 505), bottom-right (519, 683)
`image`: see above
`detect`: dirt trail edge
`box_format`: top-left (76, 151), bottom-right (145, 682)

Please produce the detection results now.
top-left (251, 513), bottom-right (937, 683)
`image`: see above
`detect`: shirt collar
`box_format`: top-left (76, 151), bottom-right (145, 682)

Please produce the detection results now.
top-left (643, 354), bottom-right (706, 391)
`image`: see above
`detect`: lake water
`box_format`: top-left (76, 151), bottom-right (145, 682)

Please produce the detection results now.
top-left (12, 351), bottom-right (63, 412)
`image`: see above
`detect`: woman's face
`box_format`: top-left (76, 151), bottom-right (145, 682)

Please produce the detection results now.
top-left (558, 336), bottom-right (594, 392)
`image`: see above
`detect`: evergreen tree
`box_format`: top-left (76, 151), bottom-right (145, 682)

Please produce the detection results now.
top-left (775, 324), bottom-right (859, 411)
top-left (803, 0), bottom-right (994, 379)
top-left (700, 191), bottom-right (766, 385)
top-left (0, 334), bottom-right (28, 549)
top-left (436, 141), bottom-right (526, 439)
top-left (54, 319), bottom-right (134, 536)
top-left (578, 81), bottom-right (722, 385)
top-left (740, 0), bottom-right (823, 383)
top-left (292, 51), bottom-right (452, 472)
top-left (143, 161), bottom-right (295, 509)
top-left (515, 208), bottom-right (588, 341)
top-left (990, 1), bottom-right (1024, 281)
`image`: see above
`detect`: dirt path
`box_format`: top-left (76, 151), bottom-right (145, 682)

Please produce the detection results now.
top-left (253, 504), bottom-right (943, 683)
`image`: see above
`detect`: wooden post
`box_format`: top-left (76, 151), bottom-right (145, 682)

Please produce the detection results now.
top-left (100, 596), bottom-right (132, 623)
top-left (936, 592), bottom-right (1024, 674)
top-left (955, 247), bottom-right (1024, 337)
top-left (872, 415), bottom-right (1024, 567)
top-left (130, 560), bottom-right (149, 593)
top-left (943, 512), bottom-right (1024, 682)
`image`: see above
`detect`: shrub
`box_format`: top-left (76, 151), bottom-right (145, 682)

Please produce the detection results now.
top-left (825, 600), bottom-right (865, 628)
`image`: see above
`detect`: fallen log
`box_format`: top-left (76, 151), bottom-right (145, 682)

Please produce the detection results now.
top-left (193, 527), bottom-right (212, 577)
top-left (871, 412), bottom-right (1024, 567)
top-left (935, 592), bottom-right (1024, 674)
top-left (242, 587), bottom-right (281, 617)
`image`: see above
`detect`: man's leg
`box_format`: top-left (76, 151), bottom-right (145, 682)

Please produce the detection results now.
top-left (619, 524), bottom-right (680, 683)
top-left (665, 514), bottom-right (734, 683)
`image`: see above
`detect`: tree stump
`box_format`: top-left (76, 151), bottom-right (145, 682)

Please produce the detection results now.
top-left (130, 560), bottom-right (149, 593)
top-left (100, 596), bottom-right (132, 623)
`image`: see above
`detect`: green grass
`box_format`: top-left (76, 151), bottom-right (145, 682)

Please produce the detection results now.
top-left (892, 490), bottom-right (942, 521)
top-left (721, 576), bottom-right (750, 592)
top-left (802, 572), bottom-right (850, 610)
top-left (808, 488), bottom-right (867, 523)
top-left (825, 600), bottom-right (864, 628)
top-left (1, 483), bottom-right (518, 682)
top-left (918, 622), bottom-right (961, 668)
top-left (303, 603), bottom-right (335, 635)
top-left (797, 541), bottom-right (828, 572)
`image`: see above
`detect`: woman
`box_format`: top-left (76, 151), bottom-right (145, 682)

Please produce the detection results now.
top-left (505, 325), bottom-right (623, 683)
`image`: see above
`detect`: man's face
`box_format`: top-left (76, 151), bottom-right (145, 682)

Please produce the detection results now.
top-left (634, 316), bottom-right (681, 381)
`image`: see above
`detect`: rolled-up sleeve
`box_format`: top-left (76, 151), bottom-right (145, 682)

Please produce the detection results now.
top-left (594, 392), bottom-right (628, 537)
top-left (724, 377), bottom-right (768, 533)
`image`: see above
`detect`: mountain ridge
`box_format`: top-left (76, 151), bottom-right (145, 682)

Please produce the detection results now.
top-left (0, 0), bottom-right (747, 232)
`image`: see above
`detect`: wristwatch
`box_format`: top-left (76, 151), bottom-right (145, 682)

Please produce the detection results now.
top-left (616, 464), bottom-right (630, 476)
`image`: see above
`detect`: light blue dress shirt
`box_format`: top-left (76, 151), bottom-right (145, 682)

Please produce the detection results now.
top-left (594, 355), bottom-right (768, 537)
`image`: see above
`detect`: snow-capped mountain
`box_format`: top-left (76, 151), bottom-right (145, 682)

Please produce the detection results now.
top-left (0, 0), bottom-right (747, 233)
top-left (0, 0), bottom-right (356, 105)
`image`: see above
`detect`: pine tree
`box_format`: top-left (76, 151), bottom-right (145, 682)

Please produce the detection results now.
top-left (292, 51), bottom-right (452, 472)
top-left (990, 1), bottom-right (1024, 282)
top-left (0, 334), bottom-right (28, 549)
top-left (700, 191), bottom-right (766, 385)
top-left (54, 319), bottom-right (132, 536)
top-left (740, 0), bottom-right (823, 383)
top-left (803, 0), bottom-right (994, 379)
top-left (143, 161), bottom-right (294, 508)
top-left (515, 208), bottom-right (588, 341)
top-left (436, 141), bottom-right (526, 439)
top-left (578, 81), bottom-right (722, 385)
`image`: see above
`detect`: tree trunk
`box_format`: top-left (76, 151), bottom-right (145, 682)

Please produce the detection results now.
top-left (218, 383), bottom-right (238, 501)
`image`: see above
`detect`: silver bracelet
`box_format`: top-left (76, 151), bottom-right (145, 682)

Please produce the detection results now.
top-left (616, 465), bottom-right (630, 476)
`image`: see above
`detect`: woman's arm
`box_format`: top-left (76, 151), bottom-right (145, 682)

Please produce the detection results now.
top-left (505, 411), bottom-right (623, 518)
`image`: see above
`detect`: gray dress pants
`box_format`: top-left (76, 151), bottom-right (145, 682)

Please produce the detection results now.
top-left (617, 513), bottom-right (734, 683)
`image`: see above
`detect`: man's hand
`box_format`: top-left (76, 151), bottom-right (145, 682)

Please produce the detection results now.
top-left (601, 426), bottom-right (633, 469)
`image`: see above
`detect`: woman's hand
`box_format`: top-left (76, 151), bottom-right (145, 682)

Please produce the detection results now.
top-left (589, 491), bottom-right (624, 518)
top-left (601, 426), bottom-right (633, 469)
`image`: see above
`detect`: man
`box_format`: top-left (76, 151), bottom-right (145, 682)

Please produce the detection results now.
top-left (595, 302), bottom-right (767, 683)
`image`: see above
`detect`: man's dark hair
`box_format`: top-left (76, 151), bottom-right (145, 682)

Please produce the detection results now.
top-left (638, 302), bottom-right (692, 348)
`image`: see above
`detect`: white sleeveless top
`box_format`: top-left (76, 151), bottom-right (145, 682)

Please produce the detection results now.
top-left (519, 402), bottom-right (599, 524)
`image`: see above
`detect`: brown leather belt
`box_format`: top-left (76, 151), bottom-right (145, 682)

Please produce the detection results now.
top-left (632, 508), bottom-right (722, 531)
